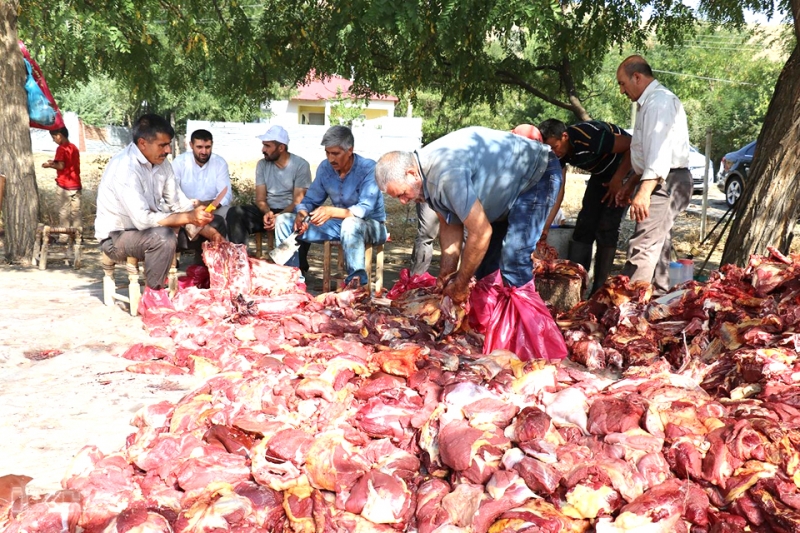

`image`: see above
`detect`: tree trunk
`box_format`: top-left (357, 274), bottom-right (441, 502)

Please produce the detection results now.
top-left (720, 12), bottom-right (800, 266)
top-left (0, 0), bottom-right (39, 264)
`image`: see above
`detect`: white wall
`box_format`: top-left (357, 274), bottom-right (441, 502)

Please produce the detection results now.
top-left (186, 116), bottom-right (422, 164)
top-left (30, 112), bottom-right (83, 152)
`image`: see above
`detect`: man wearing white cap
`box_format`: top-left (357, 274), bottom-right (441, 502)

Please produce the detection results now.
top-left (226, 125), bottom-right (312, 269)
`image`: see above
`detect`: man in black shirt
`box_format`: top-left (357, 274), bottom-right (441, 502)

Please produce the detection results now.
top-left (539, 119), bottom-right (632, 293)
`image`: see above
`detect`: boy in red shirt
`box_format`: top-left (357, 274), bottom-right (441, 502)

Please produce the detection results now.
top-left (43, 127), bottom-right (82, 230)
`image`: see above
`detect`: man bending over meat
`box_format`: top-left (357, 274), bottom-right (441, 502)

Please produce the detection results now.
top-left (274, 125), bottom-right (387, 286)
top-left (375, 126), bottom-right (561, 303)
top-left (95, 114), bottom-right (224, 292)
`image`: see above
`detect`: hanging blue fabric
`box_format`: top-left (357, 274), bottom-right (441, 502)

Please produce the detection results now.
top-left (23, 58), bottom-right (56, 126)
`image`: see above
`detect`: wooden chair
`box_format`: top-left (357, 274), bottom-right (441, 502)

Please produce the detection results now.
top-left (253, 230), bottom-right (275, 258)
top-left (321, 241), bottom-right (384, 294)
top-left (101, 253), bottom-right (178, 316)
top-left (32, 224), bottom-right (82, 270)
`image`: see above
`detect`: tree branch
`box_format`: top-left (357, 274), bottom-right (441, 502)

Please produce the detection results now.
top-left (494, 69), bottom-right (576, 113)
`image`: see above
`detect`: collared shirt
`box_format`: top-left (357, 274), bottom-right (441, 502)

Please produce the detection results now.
top-left (95, 143), bottom-right (194, 240)
top-left (255, 153), bottom-right (312, 211)
top-left (420, 126), bottom-right (551, 224)
top-left (172, 152), bottom-right (232, 206)
top-left (561, 121), bottom-right (629, 181)
top-left (631, 80), bottom-right (690, 181)
top-left (295, 153), bottom-right (385, 222)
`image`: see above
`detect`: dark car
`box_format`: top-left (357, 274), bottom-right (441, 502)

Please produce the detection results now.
top-left (717, 140), bottom-right (756, 207)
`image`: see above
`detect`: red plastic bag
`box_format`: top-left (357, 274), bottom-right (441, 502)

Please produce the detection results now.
top-left (178, 264), bottom-right (210, 290)
top-left (18, 41), bottom-right (65, 130)
top-left (468, 270), bottom-right (504, 334)
top-left (469, 270), bottom-right (567, 362)
top-left (385, 268), bottom-right (437, 300)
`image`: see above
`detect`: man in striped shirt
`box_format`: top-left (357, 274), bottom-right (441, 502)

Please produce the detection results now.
top-left (539, 119), bottom-right (632, 294)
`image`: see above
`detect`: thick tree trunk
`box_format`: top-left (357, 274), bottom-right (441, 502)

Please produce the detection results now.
top-left (0, 0), bottom-right (39, 264)
top-left (721, 23), bottom-right (800, 266)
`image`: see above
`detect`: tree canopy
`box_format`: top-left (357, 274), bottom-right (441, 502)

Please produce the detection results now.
top-left (2, 0), bottom-right (797, 264)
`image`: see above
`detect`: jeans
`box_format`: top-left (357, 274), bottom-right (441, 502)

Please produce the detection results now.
top-left (275, 213), bottom-right (387, 285)
top-left (227, 204), bottom-right (309, 270)
top-left (478, 154), bottom-right (561, 287)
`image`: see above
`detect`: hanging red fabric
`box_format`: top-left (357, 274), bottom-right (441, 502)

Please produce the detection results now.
top-left (18, 41), bottom-right (65, 130)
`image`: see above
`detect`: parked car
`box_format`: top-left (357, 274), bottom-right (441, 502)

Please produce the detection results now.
top-left (689, 146), bottom-right (714, 193)
top-left (717, 140), bottom-right (756, 207)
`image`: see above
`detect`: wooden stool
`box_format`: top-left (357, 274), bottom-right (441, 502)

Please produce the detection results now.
top-left (101, 253), bottom-right (178, 316)
top-left (254, 230), bottom-right (275, 258)
top-left (32, 224), bottom-right (82, 270)
top-left (322, 241), bottom-right (384, 294)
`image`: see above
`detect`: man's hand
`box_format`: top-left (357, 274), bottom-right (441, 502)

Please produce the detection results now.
top-left (435, 271), bottom-right (457, 292)
top-left (294, 212), bottom-right (310, 235)
top-left (539, 227), bottom-right (550, 243)
top-left (629, 191), bottom-right (651, 222)
top-left (189, 205), bottom-right (214, 226)
top-left (42, 160), bottom-right (53, 169)
top-left (602, 175), bottom-right (624, 205)
top-left (443, 277), bottom-right (471, 304)
top-left (309, 206), bottom-right (336, 226)
top-left (200, 225), bottom-right (225, 243)
top-left (263, 211), bottom-right (276, 231)
top-left (614, 181), bottom-right (636, 207)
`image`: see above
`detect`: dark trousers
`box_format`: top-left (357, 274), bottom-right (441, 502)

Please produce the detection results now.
top-left (100, 215), bottom-right (226, 290)
top-left (573, 176), bottom-right (627, 247)
top-left (227, 204), bottom-right (310, 270)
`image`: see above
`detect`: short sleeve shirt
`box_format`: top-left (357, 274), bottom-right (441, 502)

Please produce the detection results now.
top-left (255, 154), bottom-right (312, 211)
top-left (561, 121), bottom-right (629, 181)
top-left (54, 142), bottom-right (81, 190)
top-left (420, 127), bottom-right (551, 224)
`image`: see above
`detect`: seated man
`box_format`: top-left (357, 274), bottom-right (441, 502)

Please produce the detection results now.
top-left (227, 125), bottom-right (311, 269)
top-left (95, 114), bottom-right (224, 291)
top-left (274, 125), bottom-right (386, 286)
top-left (173, 128), bottom-right (232, 220)
top-left (375, 126), bottom-right (561, 303)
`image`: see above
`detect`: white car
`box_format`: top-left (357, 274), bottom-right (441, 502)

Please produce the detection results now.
top-left (689, 146), bottom-right (715, 193)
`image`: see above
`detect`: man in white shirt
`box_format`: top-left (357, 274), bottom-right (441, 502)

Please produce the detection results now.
top-left (226, 125), bottom-right (312, 270)
top-left (173, 129), bottom-right (232, 220)
top-left (615, 55), bottom-right (692, 295)
top-left (95, 114), bottom-right (223, 290)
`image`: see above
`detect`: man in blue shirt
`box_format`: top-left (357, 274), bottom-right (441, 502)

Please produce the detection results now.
top-left (274, 126), bottom-right (387, 286)
top-left (375, 126), bottom-right (561, 303)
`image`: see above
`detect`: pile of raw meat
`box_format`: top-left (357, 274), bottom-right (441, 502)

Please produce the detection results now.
top-left (3, 243), bottom-right (800, 532)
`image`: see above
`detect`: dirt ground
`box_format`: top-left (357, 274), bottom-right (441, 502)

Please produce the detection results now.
top-left (0, 154), bottom-right (733, 497)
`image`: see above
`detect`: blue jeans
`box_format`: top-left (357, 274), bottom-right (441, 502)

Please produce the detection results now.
top-left (479, 154), bottom-right (561, 287)
top-left (275, 214), bottom-right (387, 285)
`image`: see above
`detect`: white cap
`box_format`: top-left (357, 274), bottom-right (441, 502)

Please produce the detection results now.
top-left (256, 125), bottom-right (289, 145)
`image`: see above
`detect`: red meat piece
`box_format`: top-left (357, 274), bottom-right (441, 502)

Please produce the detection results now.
top-left (587, 395), bottom-right (646, 435)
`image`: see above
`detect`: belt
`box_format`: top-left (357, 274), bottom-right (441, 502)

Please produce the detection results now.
top-left (670, 167), bottom-right (689, 171)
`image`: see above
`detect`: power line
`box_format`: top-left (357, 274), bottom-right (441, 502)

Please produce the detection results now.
top-left (652, 69), bottom-right (757, 85)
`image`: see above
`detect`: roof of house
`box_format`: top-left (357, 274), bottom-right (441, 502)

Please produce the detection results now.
top-left (295, 74), bottom-right (398, 103)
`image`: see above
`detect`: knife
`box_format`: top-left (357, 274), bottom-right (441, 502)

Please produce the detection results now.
top-left (204, 186), bottom-right (228, 213)
top-left (186, 186), bottom-right (228, 240)
top-left (269, 215), bottom-right (311, 265)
